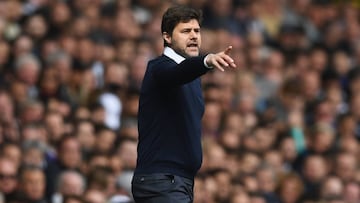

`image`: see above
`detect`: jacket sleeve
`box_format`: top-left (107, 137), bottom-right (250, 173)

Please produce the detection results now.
top-left (151, 56), bottom-right (210, 86)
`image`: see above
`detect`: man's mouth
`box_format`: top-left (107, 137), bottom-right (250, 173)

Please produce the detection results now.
top-left (187, 43), bottom-right (198, 48)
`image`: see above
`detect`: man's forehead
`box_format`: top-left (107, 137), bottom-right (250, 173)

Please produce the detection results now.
top-left (175, 19), bottom-right (200, 28)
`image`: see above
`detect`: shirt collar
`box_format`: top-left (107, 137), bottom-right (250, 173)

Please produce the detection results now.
top-left (163, 47), bottom-right (185, 64)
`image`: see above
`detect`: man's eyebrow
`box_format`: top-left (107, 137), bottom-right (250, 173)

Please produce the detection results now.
top-left (181, 27), bottom-right (200, 31)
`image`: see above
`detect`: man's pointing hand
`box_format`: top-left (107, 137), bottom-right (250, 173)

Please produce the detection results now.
top-left (205, 46), bottom-right (237, 72)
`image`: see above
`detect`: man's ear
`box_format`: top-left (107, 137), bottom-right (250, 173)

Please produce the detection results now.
top-left (162, 32), bottom-right (171, 44)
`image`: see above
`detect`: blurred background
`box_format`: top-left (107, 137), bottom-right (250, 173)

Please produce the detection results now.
top-left (0, 0), bottom-right (360, 203)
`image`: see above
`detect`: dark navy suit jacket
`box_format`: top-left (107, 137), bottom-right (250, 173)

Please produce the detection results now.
top-left (135, 48), bottom-right (210, 179)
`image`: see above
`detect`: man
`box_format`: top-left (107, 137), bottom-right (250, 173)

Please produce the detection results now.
top-left (0, 157), bottom-right (18, 202)
top-left (45, 135), bottom-right (82, 199)
top-left (83, 189), bottom-right (107, 203)
top-left (131, 5), bottom-right (236, 203)
top-left (19, 165), bottom-right (47, 203)
top-left (51, 170), bottom-right (86, 203)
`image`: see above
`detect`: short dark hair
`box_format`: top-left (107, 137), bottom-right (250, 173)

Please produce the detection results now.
top-left (161, 5), bottom-right (202, 46)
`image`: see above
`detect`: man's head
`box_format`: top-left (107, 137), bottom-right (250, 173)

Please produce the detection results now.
top-left (57, 135), bottom-right (82, 169)
top-left (0, 157), bottom-right (18, 195)
top-left (84, 189), bottom-right (107, 203)
top-left (20, 165), bottom-right (46, 201)
top-left (161, 5), bottom-right (202, 57)
top-left (57, 170), bottom-right (86, 196)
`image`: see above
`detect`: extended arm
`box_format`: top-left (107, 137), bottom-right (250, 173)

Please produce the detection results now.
top-left (151, 55), bottom-right (209, 85)
top-left (152, 46), bottom-right (237, 85)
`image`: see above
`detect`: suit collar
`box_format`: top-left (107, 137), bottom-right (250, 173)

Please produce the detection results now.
top-left (163, 47), bottom-right (185, 64)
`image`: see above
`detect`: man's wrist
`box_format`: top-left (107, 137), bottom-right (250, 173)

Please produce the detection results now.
top-left (204, 54), bottom-right (213, 69)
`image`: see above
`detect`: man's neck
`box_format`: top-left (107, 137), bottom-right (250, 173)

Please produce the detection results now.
top-left (163, 47), bottom-right (185, 64)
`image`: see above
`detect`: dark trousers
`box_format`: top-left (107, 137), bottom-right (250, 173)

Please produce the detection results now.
top-left (131, 173), bottom-right (194, 203)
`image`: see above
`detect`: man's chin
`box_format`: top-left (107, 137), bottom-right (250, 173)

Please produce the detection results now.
top-left (185, 51), bottom-right (199, 57)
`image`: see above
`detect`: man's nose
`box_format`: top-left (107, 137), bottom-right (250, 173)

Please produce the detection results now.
top-left (190, 30), bottom-right (198, 39)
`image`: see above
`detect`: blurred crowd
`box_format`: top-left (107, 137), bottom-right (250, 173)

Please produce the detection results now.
top-left (0, 0), bottom-right (360, 203)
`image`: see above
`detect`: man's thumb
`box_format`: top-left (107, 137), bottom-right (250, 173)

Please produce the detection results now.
top-left (224, 46), bottom-right (233, 55)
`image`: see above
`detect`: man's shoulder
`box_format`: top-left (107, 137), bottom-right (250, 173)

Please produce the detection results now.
top-left (149, 54), bottom-right (204, 65)
top-left (148, 55), bottom-right (176, 67)
top-left (150, 54), bottom-right (173, 63)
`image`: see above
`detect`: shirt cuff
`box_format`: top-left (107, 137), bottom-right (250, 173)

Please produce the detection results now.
top-left (203, 54), bottom-right (213, 69)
